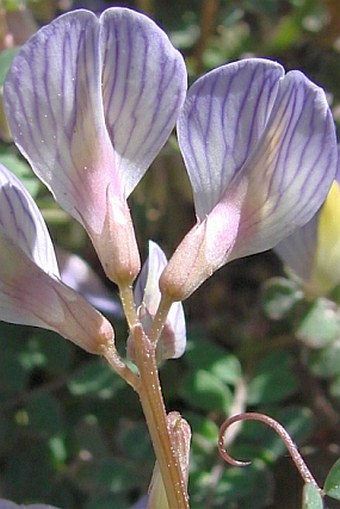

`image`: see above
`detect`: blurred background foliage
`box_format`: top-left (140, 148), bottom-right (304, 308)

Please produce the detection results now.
top-left (0, 0), bottom-right (340, 508)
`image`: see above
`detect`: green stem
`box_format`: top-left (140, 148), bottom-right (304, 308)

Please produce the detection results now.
top-left (133, 324), bottom-right (189, 509)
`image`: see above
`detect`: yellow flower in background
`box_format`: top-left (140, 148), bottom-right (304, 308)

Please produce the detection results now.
top-left (312, 179), bottom-right (340, 294)
top-left (275, 152), bottom-right (340, 297)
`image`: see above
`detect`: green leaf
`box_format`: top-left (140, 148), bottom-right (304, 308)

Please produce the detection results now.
top-left (296, 299), bottom-right (340, 348)
top-left (308, 340), bottom-right (340, 378)
top-left (71, 415), bottom-right (109, 460)
top-left (68, 359), bottom-right (124, 399)
top-left (184, 411), bottom-right (219, 455)
top-left (85, 494), bottom-right (130, 509)
top-left (247, 352), bottom-right (298, 405)
top-left (180, 369), bottom-right (233, 413)
top-left (186, 338), bottom-right (242, 385)
top-left (260, 406), bottom-right (313, 463)
top-left (262, 277), bottom-right (303, 319)
top-left (25, 393), bottom-right (63, 436)
top-left (0, 412), bottom-right (12, 455)
top-left (329, 374), bottom-right (340, 400)
top-left (119, 422), bottom-right (152, 461)
top-left (0, 350), bottom-right (28, 395)
top-left (324, 458), bottom-right (340, 500)
top-left (0, 150), bottom-right (40, 197)
top-left (22, 332), bottom-right (75, 374)
top-left (0, 48), bottom-right (19, 85)
top-left (302, 483), bottom-right (324, 509)
top-left (4, 440), bottom-right (54, 500)
top-left (194, 461), bottom-right (273, 508)
top-left (94, 457), bottom-right (139, 492)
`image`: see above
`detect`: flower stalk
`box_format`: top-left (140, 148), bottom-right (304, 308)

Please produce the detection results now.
top-left (132, 324), bottom-right (190, 509)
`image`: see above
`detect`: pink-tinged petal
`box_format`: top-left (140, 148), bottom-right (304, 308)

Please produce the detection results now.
top-left (161, 59), bottom-right (337, 301)
top-left (100, 8), bottom-right (187, 197)
top-left (4, 8), bottom-right (187, 286)
top-left (0, 231), bottom-right (113, 354)
top-left (3, 6), bottom-right (188, 215)
top-left (3, 9), bottom-right (115, 235)
top-left (0, 163), bottom-right (58, 275)
top-left (160, 186), bottom-right (246, 301)
top-left (178, 59), bottom-right (284, 218)
top-left (129, 241), bottom-right (186, 361)
top-left (0, 164), bottom-right (113, 353)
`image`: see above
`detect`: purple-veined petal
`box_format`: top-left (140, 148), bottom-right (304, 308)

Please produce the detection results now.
top-left (178, 59), bottom-right (284, 219)
top-left (100, 8), bottom-right (187, 197)
top-left (3, 10), bottom-right (115, 235)
top-left (232, 69), bottom-right (337, 259)
top-left (161, 59), bottom-right (337, 301)
top-left (0, 163), bottom-right (58, 274)
top-left (0, 229), bottom-right (113, 353)
top-left (275, 146), bottom-right (340, 287)
top-left (0, 164), bottom-right (113, 353)
top-left (4, 8), bottom-right (187, 286)
top-left (130, 241), bottom-right (186, 361)
top-left (4, 8), bottom-right (187, 231)
top-left (179, 59), bottom-right (337, 260)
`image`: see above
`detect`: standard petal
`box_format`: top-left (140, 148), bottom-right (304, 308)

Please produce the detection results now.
top-left (99, 8), bottom-right (187, 197)
top-left (3, 9), bottom-right (116, 235)
top-left (232, 69), bottom-right (338, 260)
top-left (4, 8), bottom-right (187, 237)
top-left (177, 58), bottom-right (284, 219)
top-left (0, 163), bottom-right (58, 275)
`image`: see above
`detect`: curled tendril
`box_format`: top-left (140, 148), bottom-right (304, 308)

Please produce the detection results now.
top-left (218, 412), bottom-right (322, 492)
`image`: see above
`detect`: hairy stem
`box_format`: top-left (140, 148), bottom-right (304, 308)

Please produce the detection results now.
top-left (133, 324), bottom-right (189, 509)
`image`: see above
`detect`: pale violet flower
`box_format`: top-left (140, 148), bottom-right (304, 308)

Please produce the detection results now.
top-left (160, 58), bottom-right (338, 301)
top-left (0, 163), bottom-right (113, 354)
top-left (0, 501), bottom-right (60, 509)
top-left (128, 241), bottom-right (186, 362)
top-left (275, 148), bottom-right (340, 296)
top-left (57, 249), bottom-right (123, 318)
top-left (3, 8), bottom-right (187, 287)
